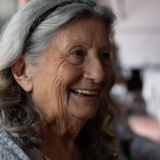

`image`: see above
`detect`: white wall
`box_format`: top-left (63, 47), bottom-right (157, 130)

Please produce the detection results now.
top-left (100, 0), bottom-right (160, 69)
top-left (0, 0), bottom-right (17, 28)
top-left (0, 0), bottom-right (17, 19)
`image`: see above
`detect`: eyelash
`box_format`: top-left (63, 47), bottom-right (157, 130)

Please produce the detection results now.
top-left (67, 49), bottom-right (85, 65)
top-left (72, 50), bottom-right (110, 58)
top-left (72, 50), bottom-right (84, 57)
top-left (100, 53), bottom-right (110, 59)
top-left (99, 52), bottom-right (111, 67)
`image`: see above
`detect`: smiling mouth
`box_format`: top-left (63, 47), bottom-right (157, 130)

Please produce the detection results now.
top-left (70, 89), bottom-right (98, 97)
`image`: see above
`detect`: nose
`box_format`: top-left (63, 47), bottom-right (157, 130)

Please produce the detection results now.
top-left (83, 56), bottom-right (105, 83)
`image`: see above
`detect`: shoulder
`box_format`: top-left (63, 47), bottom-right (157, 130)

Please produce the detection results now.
top-left (0, 127), bottom-right (42, 160)
top-left (0, 127), bottom-right (29, 159)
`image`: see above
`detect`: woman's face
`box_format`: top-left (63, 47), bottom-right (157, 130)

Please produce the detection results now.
top-left (30, 17), bottom-right (113, 123)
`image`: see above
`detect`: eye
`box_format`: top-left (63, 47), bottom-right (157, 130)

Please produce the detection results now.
top-left (73, 50), bottom-right (84, 57)
top-left (99, 52), bottom-right (111, 67)
top-left (68, 49), bottom-right (85, 65)
top-left (100, 53), bottom-right (110, 59)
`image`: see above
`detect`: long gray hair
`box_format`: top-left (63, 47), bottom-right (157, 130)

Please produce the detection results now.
top-left (0, 0), bottom-right (118, 159)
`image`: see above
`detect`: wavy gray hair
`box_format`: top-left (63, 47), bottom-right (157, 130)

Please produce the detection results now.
top-left (0, 0), bottom-right (118, 159)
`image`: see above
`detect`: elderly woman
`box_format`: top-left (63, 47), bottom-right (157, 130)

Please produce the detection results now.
top-left (0, 0), bottom-right (118, 159)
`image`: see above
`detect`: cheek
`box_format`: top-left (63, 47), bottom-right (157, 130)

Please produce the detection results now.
top-left (31, 61), bottom-right (68, 121)
top-left (100, 68), bottom-right (113, 96)
top-left (46, 63), bottom-right (69, 113)
top-left (40, 61), bottom-right (82, 120)
top-left (106, 68), bottom-right (113, 84)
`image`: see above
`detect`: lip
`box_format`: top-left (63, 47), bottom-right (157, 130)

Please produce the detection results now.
top-left (70, 88), bottom-right (99, 95)
top-left (69, 88), bottom-right (100, 99)
top-left (70, 88), bottom-right (100, 91)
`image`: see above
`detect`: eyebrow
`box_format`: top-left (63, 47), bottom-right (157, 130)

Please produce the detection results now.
top-left (98, 42), bottom-right (111, 51)
top-left (64, 41), bottom-right (89, 51)
top-left (63, 36), bottom-right (111, 52)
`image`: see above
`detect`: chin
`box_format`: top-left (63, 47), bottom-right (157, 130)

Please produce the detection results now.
top-left (70, 106), bottom-right (98, 120)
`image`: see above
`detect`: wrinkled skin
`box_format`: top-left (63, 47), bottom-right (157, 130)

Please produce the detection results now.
top-left (29, 17), bottom-right (113, 132)
top-left (25, 17), bottom-right (113, 159)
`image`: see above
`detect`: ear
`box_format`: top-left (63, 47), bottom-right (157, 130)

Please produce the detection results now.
top-left (12, 56), bottom-right (33, 92)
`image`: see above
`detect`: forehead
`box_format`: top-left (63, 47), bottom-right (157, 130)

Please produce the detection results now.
top-left (51, 17), bottom-right (110, 50)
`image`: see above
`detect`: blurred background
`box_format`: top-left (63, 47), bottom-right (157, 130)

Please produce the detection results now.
top-left (0, 0), bottom-right (160, 160)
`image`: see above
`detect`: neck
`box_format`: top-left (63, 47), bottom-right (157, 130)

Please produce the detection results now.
top-left (40, 117), bottom-right (86, 160)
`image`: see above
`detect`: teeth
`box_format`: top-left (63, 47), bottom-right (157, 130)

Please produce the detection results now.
top-left (74, 89), bottom-right (97, 95)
